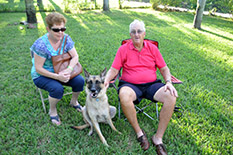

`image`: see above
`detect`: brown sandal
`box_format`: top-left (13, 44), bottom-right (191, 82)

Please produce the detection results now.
top-left (151, 136), bottom-right (167, 155)
top-left (155, 144), bottom-right (167, 155)
top-left (137, 130), bottom-right (150, 151)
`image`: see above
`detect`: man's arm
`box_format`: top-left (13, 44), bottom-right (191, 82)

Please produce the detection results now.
top-left (104, 67), bottom-right (119, 88)
top-left (159, 66), bottom-right (178, 97)
top-left (159, 66), bottom-right (172, 84)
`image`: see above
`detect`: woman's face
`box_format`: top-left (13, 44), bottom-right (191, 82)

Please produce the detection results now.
top-left (48, 22), bottom-right (66, 41)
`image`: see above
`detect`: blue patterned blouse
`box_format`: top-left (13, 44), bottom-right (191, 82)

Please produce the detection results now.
top-left (30, 33), bottom-right (74, 80)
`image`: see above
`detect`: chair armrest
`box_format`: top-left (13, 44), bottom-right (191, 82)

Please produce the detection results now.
top-left (171, 75), bottom-right (183, 84)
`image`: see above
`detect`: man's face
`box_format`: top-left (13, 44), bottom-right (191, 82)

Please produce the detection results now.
top-left (130, 24), bottom-right (145, 45)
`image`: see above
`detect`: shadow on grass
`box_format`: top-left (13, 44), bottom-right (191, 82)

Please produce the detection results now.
top-left (37, 0), bottom-right (45, 12)
top-left (47, 4), bottom-right (233, 153)
top-left (0, 0), bottom-right (25, 12)
top-left (48, 0), bottom-right (63, 12)
top-left (1, 5), bottom-right (232, 154)
top-left (200, 28), bottom-right (233, 42)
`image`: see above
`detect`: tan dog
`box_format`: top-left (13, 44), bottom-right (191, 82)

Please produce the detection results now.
top-left (71, 68), bottom-right (121, 146)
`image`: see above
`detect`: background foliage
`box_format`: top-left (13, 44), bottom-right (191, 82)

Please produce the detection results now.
top-left (150, 0), bottom-right (233, 13)
top-left (0, 1), bottom-right (232, 154)
top-left (0, 0), bottom-right (232, 13)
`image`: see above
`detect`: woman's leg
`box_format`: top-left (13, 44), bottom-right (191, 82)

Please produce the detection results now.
top-left (65, 75), bottom-right (85, 111)
top-left (33, 76), bottom-right (64, 125)
top-left (70, 92), bottom-right (81, 108)
top-left (49, 96), bottom-right (61, 125)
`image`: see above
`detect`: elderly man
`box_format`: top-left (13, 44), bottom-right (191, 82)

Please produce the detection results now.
top-left (104, 20), bottom-right (178, 154)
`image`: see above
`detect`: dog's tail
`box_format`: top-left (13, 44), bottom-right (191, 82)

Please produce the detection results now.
top-left (70, 124), bottom-right (90, 130)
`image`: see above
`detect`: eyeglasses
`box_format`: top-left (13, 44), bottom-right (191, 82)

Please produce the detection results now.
top-left (51, 27), bottom-right (66, 32)
top-left (131, 29), bottom-right (143, 35)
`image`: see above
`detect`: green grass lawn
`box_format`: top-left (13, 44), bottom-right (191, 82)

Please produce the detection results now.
top-left (0, 7), bottom-right (232, 155)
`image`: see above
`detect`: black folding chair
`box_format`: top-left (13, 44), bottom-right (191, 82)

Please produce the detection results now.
top-left (109, 39), bottom-right (183, 120)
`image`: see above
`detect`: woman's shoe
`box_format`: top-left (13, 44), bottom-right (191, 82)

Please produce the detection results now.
top-left (71, 102), bottom-right (82, 112)
top-left (50, 115), bottom-right (61, 126)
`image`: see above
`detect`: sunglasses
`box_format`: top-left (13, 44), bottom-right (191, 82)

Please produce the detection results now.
top-left (51, 27), bottom-right (66, 32)
top-left (131, 29), bottom-right (143, 35)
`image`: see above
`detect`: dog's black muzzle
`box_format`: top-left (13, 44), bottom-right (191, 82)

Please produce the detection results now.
top-left (90, 85), bottom-right (101, 98)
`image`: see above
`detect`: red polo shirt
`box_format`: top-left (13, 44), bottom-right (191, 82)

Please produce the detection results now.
top-left (112, 40), bottom-right (166, 84)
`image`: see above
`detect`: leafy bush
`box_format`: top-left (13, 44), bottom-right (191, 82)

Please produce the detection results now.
top-left (150, 0), bottom-right (232, 13)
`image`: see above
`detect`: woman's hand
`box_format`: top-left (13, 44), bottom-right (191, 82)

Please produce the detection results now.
top-left (60, 67), bottom-right (72, 75)
top-left (57, 71), bottom-right (70, 83)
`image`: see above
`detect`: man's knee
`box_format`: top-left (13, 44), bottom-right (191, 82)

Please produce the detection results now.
top-left (162, 93), bottom-right (176, 109)
top-left (119, 87), bottom-right (135, 104)
top-left (154, 88), bottom-right (176, 106)
top-left (167, 95), bottom-right (176, 106)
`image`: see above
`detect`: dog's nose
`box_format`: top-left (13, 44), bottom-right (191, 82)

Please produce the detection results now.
top-left (91, 87), bottom-right (96, 92)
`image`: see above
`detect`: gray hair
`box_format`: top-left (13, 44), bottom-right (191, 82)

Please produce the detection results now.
top-left (129, 19), bottom-right (146, 33)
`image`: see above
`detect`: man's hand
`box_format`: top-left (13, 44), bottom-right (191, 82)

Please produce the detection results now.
top-left (104, 81), bottom-right (109, 89)
top-left (164, 82), bottom-right (178, 97)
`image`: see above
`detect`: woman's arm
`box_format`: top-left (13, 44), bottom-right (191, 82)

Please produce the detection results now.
top-left (67, 47), bottom-right (79, 69)
top-left (34, 53), bottom-right (70, 82)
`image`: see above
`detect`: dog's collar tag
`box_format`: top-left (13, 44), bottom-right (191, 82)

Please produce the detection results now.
top-left (96, 98), bottom-right (99, 102)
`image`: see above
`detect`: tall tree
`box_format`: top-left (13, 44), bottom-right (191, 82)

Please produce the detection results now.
top-left (37, 0), bottom-right (42, 7)
top-left (25, 0), bottom-right (37, 24)
top-left (94, 0), bottom-right (97, 9)
top-left (119, 0), bottom-right (123, 9)
top-left (193, 0), bottom-right (206, 29)
top-left (103, 0), bottom-right (109, 11)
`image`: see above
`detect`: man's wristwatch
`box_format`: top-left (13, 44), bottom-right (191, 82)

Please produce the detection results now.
top-left (166, 80), bottom-right (172, 84)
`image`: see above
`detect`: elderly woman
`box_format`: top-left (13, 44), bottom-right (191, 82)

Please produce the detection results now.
top-left (30, 12), bottom-right (84, 126)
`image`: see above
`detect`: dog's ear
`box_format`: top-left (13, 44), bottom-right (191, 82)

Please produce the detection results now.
top-left (100, 68), bottom-right (107, 77)
top-left (84, 68), bottom-right (90, 79)
top-left (100, 68), bottom-right (107, 82)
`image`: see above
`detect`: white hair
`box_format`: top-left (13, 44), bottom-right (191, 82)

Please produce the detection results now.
top-left (129, 19), bottom-right (146, 33)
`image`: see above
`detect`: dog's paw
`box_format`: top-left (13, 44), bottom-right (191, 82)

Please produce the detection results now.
top-left (88, 130), bottom-right (93, 136)
top-left (103, 141), bottom-right (109, 147)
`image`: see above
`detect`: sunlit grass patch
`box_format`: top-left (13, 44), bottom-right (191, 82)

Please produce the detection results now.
top-left (0, 8), bottom-right (232, 154)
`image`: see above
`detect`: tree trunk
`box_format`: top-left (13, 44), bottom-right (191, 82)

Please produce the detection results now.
top-left (193, 0), bottom-right (206, 29)
top-left (94, 0), bottom-right (97, 9)
top-left (37, 0), bottom-right (42, 7)
top-left (119, 0), bottom-right (123, 9)
top-left (103, 0), bottom-right (109, 11)
top-left (25, 0), bottom-right (37, 24)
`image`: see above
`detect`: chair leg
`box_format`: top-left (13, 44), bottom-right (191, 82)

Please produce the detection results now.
top-left (118, 101), bottom-right (121, 119)
top-left (37, 87), bottom-right (47, 113)
top-left (118, 102), bottom-right (156, 121)
top-left (135, 105), bottom-right (155, 121)
top-left (35, 86), bottom-right (73, 114)
top-left (156, 103), bottom-right (159, 120)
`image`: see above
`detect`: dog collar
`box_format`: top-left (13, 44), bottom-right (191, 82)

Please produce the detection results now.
top-left (89, 95), bottom-right (99, 102)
